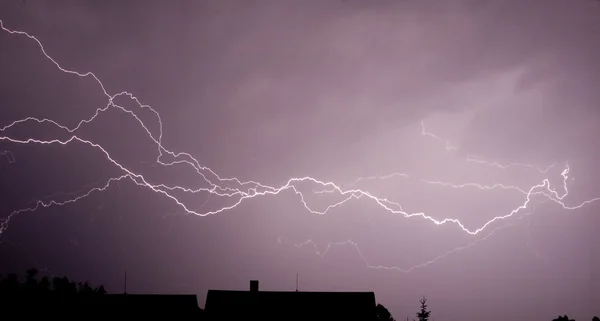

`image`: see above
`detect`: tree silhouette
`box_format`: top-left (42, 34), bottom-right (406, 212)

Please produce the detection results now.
top-left (0, 268), bottom-right (106, 307)
top-left (39, 276), bottom-right (51, 292)
top-left (553, 316), bottom-right (575, 321)
top-left (25, 268), bottom-right (38, 288)
top-left (376, 303), bottom-right (396, 321)
top-left (592, 317), bottom-right (599, 321)
top-left (414, 296), bottom-right (431, 321)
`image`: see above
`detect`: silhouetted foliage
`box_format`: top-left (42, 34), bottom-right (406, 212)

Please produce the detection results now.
top-left (376, 303), bottom-right (396, 321)
top-left (0, 268), bottom-right (106, 307)
top-left (553, 316), bottom-right (575, 321)
top-left (414, 296), bottom-right (431, 321)
top-left (593, 317), bottom-right (599, 321)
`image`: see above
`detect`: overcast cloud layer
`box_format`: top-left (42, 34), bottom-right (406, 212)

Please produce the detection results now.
top-left (1, 1), bottom-right (599, 320)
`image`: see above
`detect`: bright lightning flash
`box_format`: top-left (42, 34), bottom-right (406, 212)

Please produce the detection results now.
top-left (1, 20), bottom-right (599, 273)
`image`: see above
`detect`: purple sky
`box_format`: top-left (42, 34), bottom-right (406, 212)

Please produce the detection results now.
top-left (1, 1), bottom-right (599, 320)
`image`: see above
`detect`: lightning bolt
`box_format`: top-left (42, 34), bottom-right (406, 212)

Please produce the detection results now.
top-left (420, 120), bottom-right (459, 151)
top-left (465, 157), bottom-right (556, 174)
top-left (283, 198), bottom-right (551, 273)
top-left (1, 20), bottom-right (599, 273)
top-left (0, 150), bottom-right (16, 164)
top-left (281, 207), bottom-right (536, 273)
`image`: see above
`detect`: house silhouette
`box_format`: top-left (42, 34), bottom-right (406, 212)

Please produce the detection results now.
top-left (205, 280), bottom-right (377, 321)
top-left (96, 294), bottom-right (204, 316)
top-left (3, 293), bottom-right (206, 319)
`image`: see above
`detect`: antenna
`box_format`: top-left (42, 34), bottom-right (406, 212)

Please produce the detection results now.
top-left (124, 271), bottom-right (127, 295)
top-left (296, 273), bottom-right (298, 292)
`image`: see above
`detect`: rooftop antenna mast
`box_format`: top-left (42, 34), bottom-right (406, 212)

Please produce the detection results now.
top-left (124, 271), bottom-right (127, 295)
top-left (296, 273), bottom-right (299, 292)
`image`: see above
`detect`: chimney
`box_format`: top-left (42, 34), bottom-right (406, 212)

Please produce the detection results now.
top-left (250, 280), bottom-right (259, 292)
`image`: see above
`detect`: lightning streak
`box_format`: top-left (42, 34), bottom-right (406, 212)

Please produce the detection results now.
top-left (465, 157), bottom-right (556, 174)
top-left (1, 20), bottom-right (598, 272)
top-left (420, 121), bottom-right (557, 174)
top-left (0, 150), bottom-right (16, 163)
top-left (420, 120), bottom-right (458, 151)
top-left (283, 200), bottom-right (550, 272)
top-left (283, 210), bottom-right (529, 273)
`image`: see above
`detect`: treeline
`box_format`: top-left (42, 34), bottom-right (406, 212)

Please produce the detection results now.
top-left (376, 296), bottom-right (599, 321)
top-left (553, 316), bottom-right (600, 321)
top-left (376, 295), bottom-right (431, 321)
top-left (0, 268), bottom-right (106, 306)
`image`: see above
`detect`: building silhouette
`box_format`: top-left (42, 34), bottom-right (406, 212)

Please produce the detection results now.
top-left (205, 280), bottom-right (377, 321)
top-left (1, 293), bottom-right (205, 318)
top-left (95, 294), bottom-right (204, 317)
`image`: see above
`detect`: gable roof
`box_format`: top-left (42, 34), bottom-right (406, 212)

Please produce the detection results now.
top-left (206, 289), bottom-right (376, 321)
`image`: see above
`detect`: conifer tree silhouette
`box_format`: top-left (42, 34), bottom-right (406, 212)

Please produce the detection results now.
top-left (414, 296), bottom-right (431, 321)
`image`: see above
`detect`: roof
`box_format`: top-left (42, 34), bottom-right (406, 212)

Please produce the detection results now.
top-left (1, 294), bottom-right (206, 319)
top-left (205, 290), bottom-right (376, 321)
top-left (89, 294), bottom-right (204, 318)
top-left (100, 294), bottom-right (200, 309)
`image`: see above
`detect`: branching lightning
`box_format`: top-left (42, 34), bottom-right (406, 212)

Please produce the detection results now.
top-left (281, 205), bottom-right (541, 273)
top-left (1, 20), bottom-right (599, 273)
